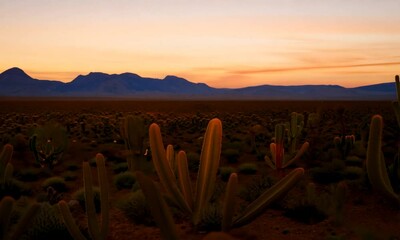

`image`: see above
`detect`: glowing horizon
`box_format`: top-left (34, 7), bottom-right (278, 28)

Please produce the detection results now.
top-left (1, 0), bottom-right (399, 88)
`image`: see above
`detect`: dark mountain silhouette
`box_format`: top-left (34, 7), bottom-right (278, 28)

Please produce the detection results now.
top-left (0, 67), bottom-right (396, 100)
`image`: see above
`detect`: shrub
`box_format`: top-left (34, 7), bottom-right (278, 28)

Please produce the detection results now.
top-left (62, 171), bottom-right (77, 181)
top-left (118, 190), bottom-right (155, 226)
top-left (113, 171), bottom-right (136, 190)
top-left (65, 163), bottom-right (79, 171)
top-left (219, 166), bottom-right (236, 182)
top-left (343, 166), bottom-right (364, 180)
top-left (112, 162), bottom-right (128, 174)
top-left (41, 177), bottom-right (67, 192)
top-left (309, 167), bottom-right (344, 185)
top-left (72, 187), bottom-right (101, 213)
top-left (16, 168), bottom-right (41, 182)
top-left (238, 163), bottom-right (258, 175)
top-left (0, 179), bottom-right (32, 199)
top-left (223, 149), bottom-right (240, 163)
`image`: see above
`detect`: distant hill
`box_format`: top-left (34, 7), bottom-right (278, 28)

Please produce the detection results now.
top-left (0, 67), bottom-right (396, 100)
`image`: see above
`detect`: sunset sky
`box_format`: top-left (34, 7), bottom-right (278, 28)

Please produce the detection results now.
top-left (1, 0), bottom-right (399, 88)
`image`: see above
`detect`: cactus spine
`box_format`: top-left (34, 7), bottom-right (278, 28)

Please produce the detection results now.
top-left (58, 153), bottom-right (109, 240)
top-left (366, 115), bottom-right (399, 204)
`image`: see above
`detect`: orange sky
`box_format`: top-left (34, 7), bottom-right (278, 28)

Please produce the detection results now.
top-left (1, 0), bottom-right (399, 88)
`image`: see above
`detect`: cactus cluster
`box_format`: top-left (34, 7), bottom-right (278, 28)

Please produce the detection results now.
top-left (29, 123), bottom-right (68, 169)
top-left (145, 118), bottom-right (304, 234)
top-left (265, 114), bottom-right (309, 170)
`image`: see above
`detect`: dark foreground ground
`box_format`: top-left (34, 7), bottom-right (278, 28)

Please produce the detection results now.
top-left (0, 99), bottom-right (399, 240)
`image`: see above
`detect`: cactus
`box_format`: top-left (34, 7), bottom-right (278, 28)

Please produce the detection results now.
top-left (0, 196), bottom-right (41, 240)
top-left (394, 75), bottom-right (400, 128)
top-left (58, 153), bottom-right (109, 240)
top-left (136, 171), bottom-right (180, 240)
top-left (29, 123), bottom-right (67, 169)
top-left (149, 123), bottom-right (192, 214)
top-left (265, 123), bottom-right (309, 170)
top-left (120, 115), bottom-right (147, 172)
top-left (177, 151), bottom-right (194, 209)
top-left (0, 144), bottom-right (13, 183)
top-left (193, 118), bottom-right (222, 225)
top-left (334, 135), bottom-right (355, 160)
top-left (221, 173), bottom-right (238, 232)
top-left (366, 115), bottom-right (399, 204)
top-left (166, 144), bottom-right (177, 176)
top-left (286, 112), bottom-right (304, 154)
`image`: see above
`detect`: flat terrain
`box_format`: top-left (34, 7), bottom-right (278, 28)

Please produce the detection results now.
top-left (0, 99), bottom-right (399, 240)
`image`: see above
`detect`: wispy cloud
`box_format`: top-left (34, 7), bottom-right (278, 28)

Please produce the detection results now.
top-left (230, 61), bottom-right (400, 75)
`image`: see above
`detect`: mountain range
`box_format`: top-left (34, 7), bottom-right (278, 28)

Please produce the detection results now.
top-left (0, 67), bottom-right (396, 100)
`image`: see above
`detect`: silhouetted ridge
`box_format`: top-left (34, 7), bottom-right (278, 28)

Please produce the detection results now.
top-left (0, 67), bottom-right (396, 99)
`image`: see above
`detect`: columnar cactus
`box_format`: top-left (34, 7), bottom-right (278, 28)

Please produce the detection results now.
top-left (286, 112), bottom-right (304, 155)
top-left (58, 153), bottom-right (110, 240)
top-left (0, 144), bottom-right (13, 183)
top-left (366, 115), bottom-right (399, 204)
top-left (120, 115), bottom-right (147, 172)
top-left (394, 75), bottom-right (400, 128)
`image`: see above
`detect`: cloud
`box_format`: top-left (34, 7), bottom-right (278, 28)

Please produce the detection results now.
top-left (230, 61), bottom-right (400, 75)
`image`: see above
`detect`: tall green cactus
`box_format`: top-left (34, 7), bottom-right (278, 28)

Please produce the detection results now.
top-left (222, 173), bottom-right (238, 232)
top-left (58, 153), bottom-right (109, 240)
top-left (0, 144), bottom-right (13, 183)
top-left (193, 118), bottom-right (222, 225)
top-left (366, 115), bottom-right (399, 204)
top-left (0, 196), bottom-right (41, 240)
top-left (286, 112), bottom-right (304, 154)
top-left (120, 115), bottom-right (147, 172)
top-left (394, 75), bottom-right (400, 128)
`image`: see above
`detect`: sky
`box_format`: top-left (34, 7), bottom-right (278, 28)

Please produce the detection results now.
top-left (0, 0), bottom-right (399, 88)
